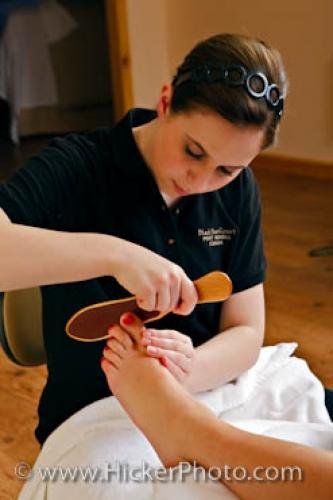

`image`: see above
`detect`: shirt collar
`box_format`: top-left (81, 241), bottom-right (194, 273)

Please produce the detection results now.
top-left (111, 108), bottom-right (157, 184)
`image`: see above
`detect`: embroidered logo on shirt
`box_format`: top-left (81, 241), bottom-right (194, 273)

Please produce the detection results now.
top-left (198, 227), bottom-right (236, 247)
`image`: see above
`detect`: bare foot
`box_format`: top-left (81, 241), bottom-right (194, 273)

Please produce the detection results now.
top-left (100, 313), bottom-right (189, 467)
top-left (101, 312), bottom-right (149, 392)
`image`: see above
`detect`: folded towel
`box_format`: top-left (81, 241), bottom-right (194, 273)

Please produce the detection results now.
top-left (196, 342), bottom-right (331, 423)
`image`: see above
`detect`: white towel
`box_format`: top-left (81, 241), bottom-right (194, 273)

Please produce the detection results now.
top-left (197, 342), bottom-right (331, 423)
top-left (18, 343), bottom-right (333, 499)
top-left (40, 0), bottom-right (77, 44)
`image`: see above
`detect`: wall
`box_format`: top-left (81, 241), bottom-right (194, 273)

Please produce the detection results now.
top-left (127, 0), bottom-right (333, 162)
top-left (126, 0), bottom-right (169, 108)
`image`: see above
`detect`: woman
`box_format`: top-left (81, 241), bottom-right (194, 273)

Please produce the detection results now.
top-left (0, 33), bottom-right (286, 445)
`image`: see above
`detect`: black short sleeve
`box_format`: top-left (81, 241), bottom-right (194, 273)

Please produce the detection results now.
top-left (0, 132), bottom-right (110, 231)
top-left (226, 168), bottom-right (267, 293)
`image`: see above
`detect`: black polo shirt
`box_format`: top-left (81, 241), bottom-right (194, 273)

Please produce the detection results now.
top-left (0, 108), bottom-right (266, 445)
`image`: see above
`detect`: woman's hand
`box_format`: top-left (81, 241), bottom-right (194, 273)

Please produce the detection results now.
top-left (141, 328), bottom-right (195, 385)
top-left (111, 237), bottom-right (198, 315)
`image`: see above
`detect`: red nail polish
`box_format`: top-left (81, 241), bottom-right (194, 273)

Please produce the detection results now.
top-left (122, 313), bottom-right (135, 325)
top-left (160, 356), bottom-right (167, 367)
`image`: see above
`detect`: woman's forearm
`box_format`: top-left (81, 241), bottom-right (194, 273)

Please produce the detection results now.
top-left (0, 221), bottom-right (124, 291)
top-left (185, 325), bottom-right (263, 393)
top-left (0, 217), bottom-right (198, 316)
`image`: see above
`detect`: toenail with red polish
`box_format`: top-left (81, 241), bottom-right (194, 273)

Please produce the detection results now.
top-left (123, 313), bottom-right (135, 325)
top-left (161, 356), bottom-right (167, 367)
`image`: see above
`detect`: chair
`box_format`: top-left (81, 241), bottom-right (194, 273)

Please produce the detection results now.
top-left (0, 287), bottom-right (46, 366)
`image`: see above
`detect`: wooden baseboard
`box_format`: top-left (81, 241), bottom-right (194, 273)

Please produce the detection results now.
top-left (252, 153), bottom-right (333, 181)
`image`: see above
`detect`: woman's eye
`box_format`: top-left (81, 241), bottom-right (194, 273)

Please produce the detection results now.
top-left (185, 145), bottom-right (236, 177)
top-left (217, 166), bottom-right (234, 177)
top-left (185, 145), bottom-right (204, 160)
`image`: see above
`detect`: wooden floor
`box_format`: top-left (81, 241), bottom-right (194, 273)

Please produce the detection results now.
top-left (0, 139), bottom-right (332, 499)
top-left (253, 166), bottom-right (333, 385)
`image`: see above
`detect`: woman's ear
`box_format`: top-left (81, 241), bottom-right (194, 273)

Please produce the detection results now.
top-left (156, 83), bottom-right (172, 117)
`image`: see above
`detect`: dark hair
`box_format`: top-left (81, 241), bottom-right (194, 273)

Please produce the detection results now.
top-left (171, 33), bottom-right (288, 149)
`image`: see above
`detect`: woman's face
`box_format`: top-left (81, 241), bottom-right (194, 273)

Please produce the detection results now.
top-left (144, 88), bottom-right (265, 201)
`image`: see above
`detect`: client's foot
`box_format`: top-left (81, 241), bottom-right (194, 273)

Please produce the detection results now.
top-left (101, 312), bottom-right (149, 392)
top-left (101, 313), bottom-right (188, 467)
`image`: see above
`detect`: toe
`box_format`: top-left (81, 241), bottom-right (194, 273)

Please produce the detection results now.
top-left (120, 313), bottom-right (144, 345)
top-left (101, 356), bottom-right (118, 387)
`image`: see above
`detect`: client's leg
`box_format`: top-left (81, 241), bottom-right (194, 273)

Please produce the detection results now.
top-left (101, 313), bottom-right (333, 500)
